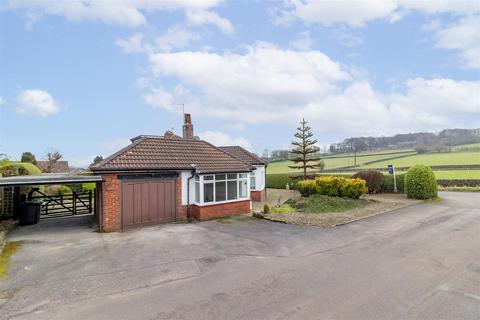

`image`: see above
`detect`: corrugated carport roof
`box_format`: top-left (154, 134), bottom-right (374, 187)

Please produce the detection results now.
top-left (0, 174), bottom-right (103, 187)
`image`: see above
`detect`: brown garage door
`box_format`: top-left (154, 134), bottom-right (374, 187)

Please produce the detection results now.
top-left (121, 178), bottom-right (177, 228)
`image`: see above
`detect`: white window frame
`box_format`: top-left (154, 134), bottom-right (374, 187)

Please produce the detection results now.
top-left (195, 173), bottom-right (249, 205)
top-left (250, 170), bottom-right (256, 190)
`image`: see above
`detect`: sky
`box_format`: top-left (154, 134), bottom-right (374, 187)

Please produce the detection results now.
top-left (0, 0), bottom-right (479, 167)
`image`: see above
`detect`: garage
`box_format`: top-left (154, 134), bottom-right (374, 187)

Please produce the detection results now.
top-left (121, 178), bottom-right (177, 228)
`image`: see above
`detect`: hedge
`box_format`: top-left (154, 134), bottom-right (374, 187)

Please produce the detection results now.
top-left (405, 165), bottom-right (438, 199)
top-left (266, 173), bottom-right (349, 189)
top-left (381, 174), bottom-right (405, 193)
top-left (297, 176), bottom-right (366, 199)
top-left (353, 170), bottom-right (384, 193)
top-left (437, 179), bottom-right (480, 187)
top-left (266, 173), bottom-right (300, 189)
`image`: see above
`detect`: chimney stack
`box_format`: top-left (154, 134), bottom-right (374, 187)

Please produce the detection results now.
top-left (182, 113), bottom-right (194, 139)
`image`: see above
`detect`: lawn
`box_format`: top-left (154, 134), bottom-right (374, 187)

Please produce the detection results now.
top-left (362, 152), bottom-right (480, 168)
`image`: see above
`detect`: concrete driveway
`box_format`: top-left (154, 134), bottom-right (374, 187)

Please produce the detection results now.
top-left (1, 192), bottom-right (479, 319)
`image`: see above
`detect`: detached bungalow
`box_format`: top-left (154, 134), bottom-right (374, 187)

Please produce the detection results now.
top-left (91, 114), bottom-right (266, 232)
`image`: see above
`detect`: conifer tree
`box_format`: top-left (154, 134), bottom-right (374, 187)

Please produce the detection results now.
top-left (288, 118), bottom-right (320, 178)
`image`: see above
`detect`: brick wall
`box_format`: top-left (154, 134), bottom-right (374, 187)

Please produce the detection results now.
top-left (250, 189), bottom-right (266, 202)
top-left (102, 174), bottom-right (121, 232)
top-left (192, 200), bottom-right (251, 220)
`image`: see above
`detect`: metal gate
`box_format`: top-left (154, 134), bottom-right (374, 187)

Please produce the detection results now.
top-left (121, 178), bottom-right (177, 228)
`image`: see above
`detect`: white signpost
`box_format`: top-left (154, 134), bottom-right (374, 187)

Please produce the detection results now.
top-left (388, 164), bottom-right (397, 193)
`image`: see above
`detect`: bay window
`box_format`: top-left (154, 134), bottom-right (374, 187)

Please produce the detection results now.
top-left (194, 173), bottom-right (249, 204)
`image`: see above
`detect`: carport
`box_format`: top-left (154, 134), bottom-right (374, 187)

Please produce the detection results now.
top-left (0, 174), bottom-right (103, 226)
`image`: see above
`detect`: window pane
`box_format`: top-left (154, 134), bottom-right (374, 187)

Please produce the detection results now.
top-left (215, 181), bottom-right (226, 201)
top-left (250, 176), bottom-right (256, 190)
top-left (227, 173), bottom-right (237, 180)
top-left (195, 175), bottom-right (200, 181)
top-left (215, 174), bottom-right (226, 181)
top-left (204, 175), bottom-right (214, 181)
top-left (239, 179), bottom-right (248, 198)
top-left (239, 173), bottom-right (247, 178)
top-left (204, 183), bottom-right (214, 202)
top-left (227, 180), bottom-right (238, 200)
top-left (195, 182), bottom-right (200, 202)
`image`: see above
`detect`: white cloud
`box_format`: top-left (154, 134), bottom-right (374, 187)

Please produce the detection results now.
top-left (142, 43), bottom-right (480, 136)
top-left (199, 131), bottom-right (252, 151)
top-left (16, 89), bottom-right (59, 117)
top-left (116, 26), bottom-right (201, 55)
top-left (155, 26), bottom-right (201, 52)
top-left (115, 33), bottom-right (150, 54)
top-left (281, 0), bottom-right (480, 27)
top-left (5, 0), bottom-right (222, 27)
top-left (289, 31), bottom-right (313, 50)
top-left (434, 15), bottom-right (480, 70)
top-left (0, 96), bottom-right (5, 106)
top-left (283, 0), bottom-right (399, 27)
top-left (186, 9), bottom-right (234, 34)
top-left (148, 42), bottom-right (350, 104)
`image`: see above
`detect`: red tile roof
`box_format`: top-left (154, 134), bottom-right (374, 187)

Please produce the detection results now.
top-left (37, 161), bottom-right (70, 173)
top-left (90, 137), bottom-right (254, 174)
top-left (219, 146), bottom-right (267, 165)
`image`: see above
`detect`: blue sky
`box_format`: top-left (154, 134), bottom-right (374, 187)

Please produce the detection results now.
top-left (0, 0), bottom-right (479, 166)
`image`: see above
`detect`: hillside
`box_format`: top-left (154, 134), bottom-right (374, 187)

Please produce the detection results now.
top-left (267, 145), bottom-right (480, 180)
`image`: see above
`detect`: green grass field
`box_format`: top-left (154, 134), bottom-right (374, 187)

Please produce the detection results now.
top-left (268, 151), bottom-right (416, 173)
top-left (362, 152), bottom-right (480, 168)
top-left (267, 146), bottom-right (480, 180)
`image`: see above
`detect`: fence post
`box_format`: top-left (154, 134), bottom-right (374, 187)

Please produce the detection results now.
top-left (73, 192), bottom-right (76, 216)
top-left (89, 190), bottom-right (92, 213)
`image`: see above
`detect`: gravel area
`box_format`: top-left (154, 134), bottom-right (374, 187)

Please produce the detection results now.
top-left (255, 190), bottom-right (421, 227)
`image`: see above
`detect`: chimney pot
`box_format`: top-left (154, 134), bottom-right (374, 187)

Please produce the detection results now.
top-left (164, 130), bottom-right (174, 139)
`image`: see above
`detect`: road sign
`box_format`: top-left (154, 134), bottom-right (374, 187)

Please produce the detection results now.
top-left (388, 165), bottom-right (397, 192)
top-left (388, 164), bottom-right (394, 175)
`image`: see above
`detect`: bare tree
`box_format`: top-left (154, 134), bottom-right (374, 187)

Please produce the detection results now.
top-left (44, 151), bottom-right (63, 173)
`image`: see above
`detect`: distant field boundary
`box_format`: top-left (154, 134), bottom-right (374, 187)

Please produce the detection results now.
top-left (321, 150), bottom-right (416, 160)
top-left (437, 179), bottom-right (480, 187)
top-left (322, 164), bottom-right (480, 173)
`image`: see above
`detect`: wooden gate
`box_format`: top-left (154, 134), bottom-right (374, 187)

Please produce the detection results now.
top-left (28, 188), bottom-right (94, 218)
